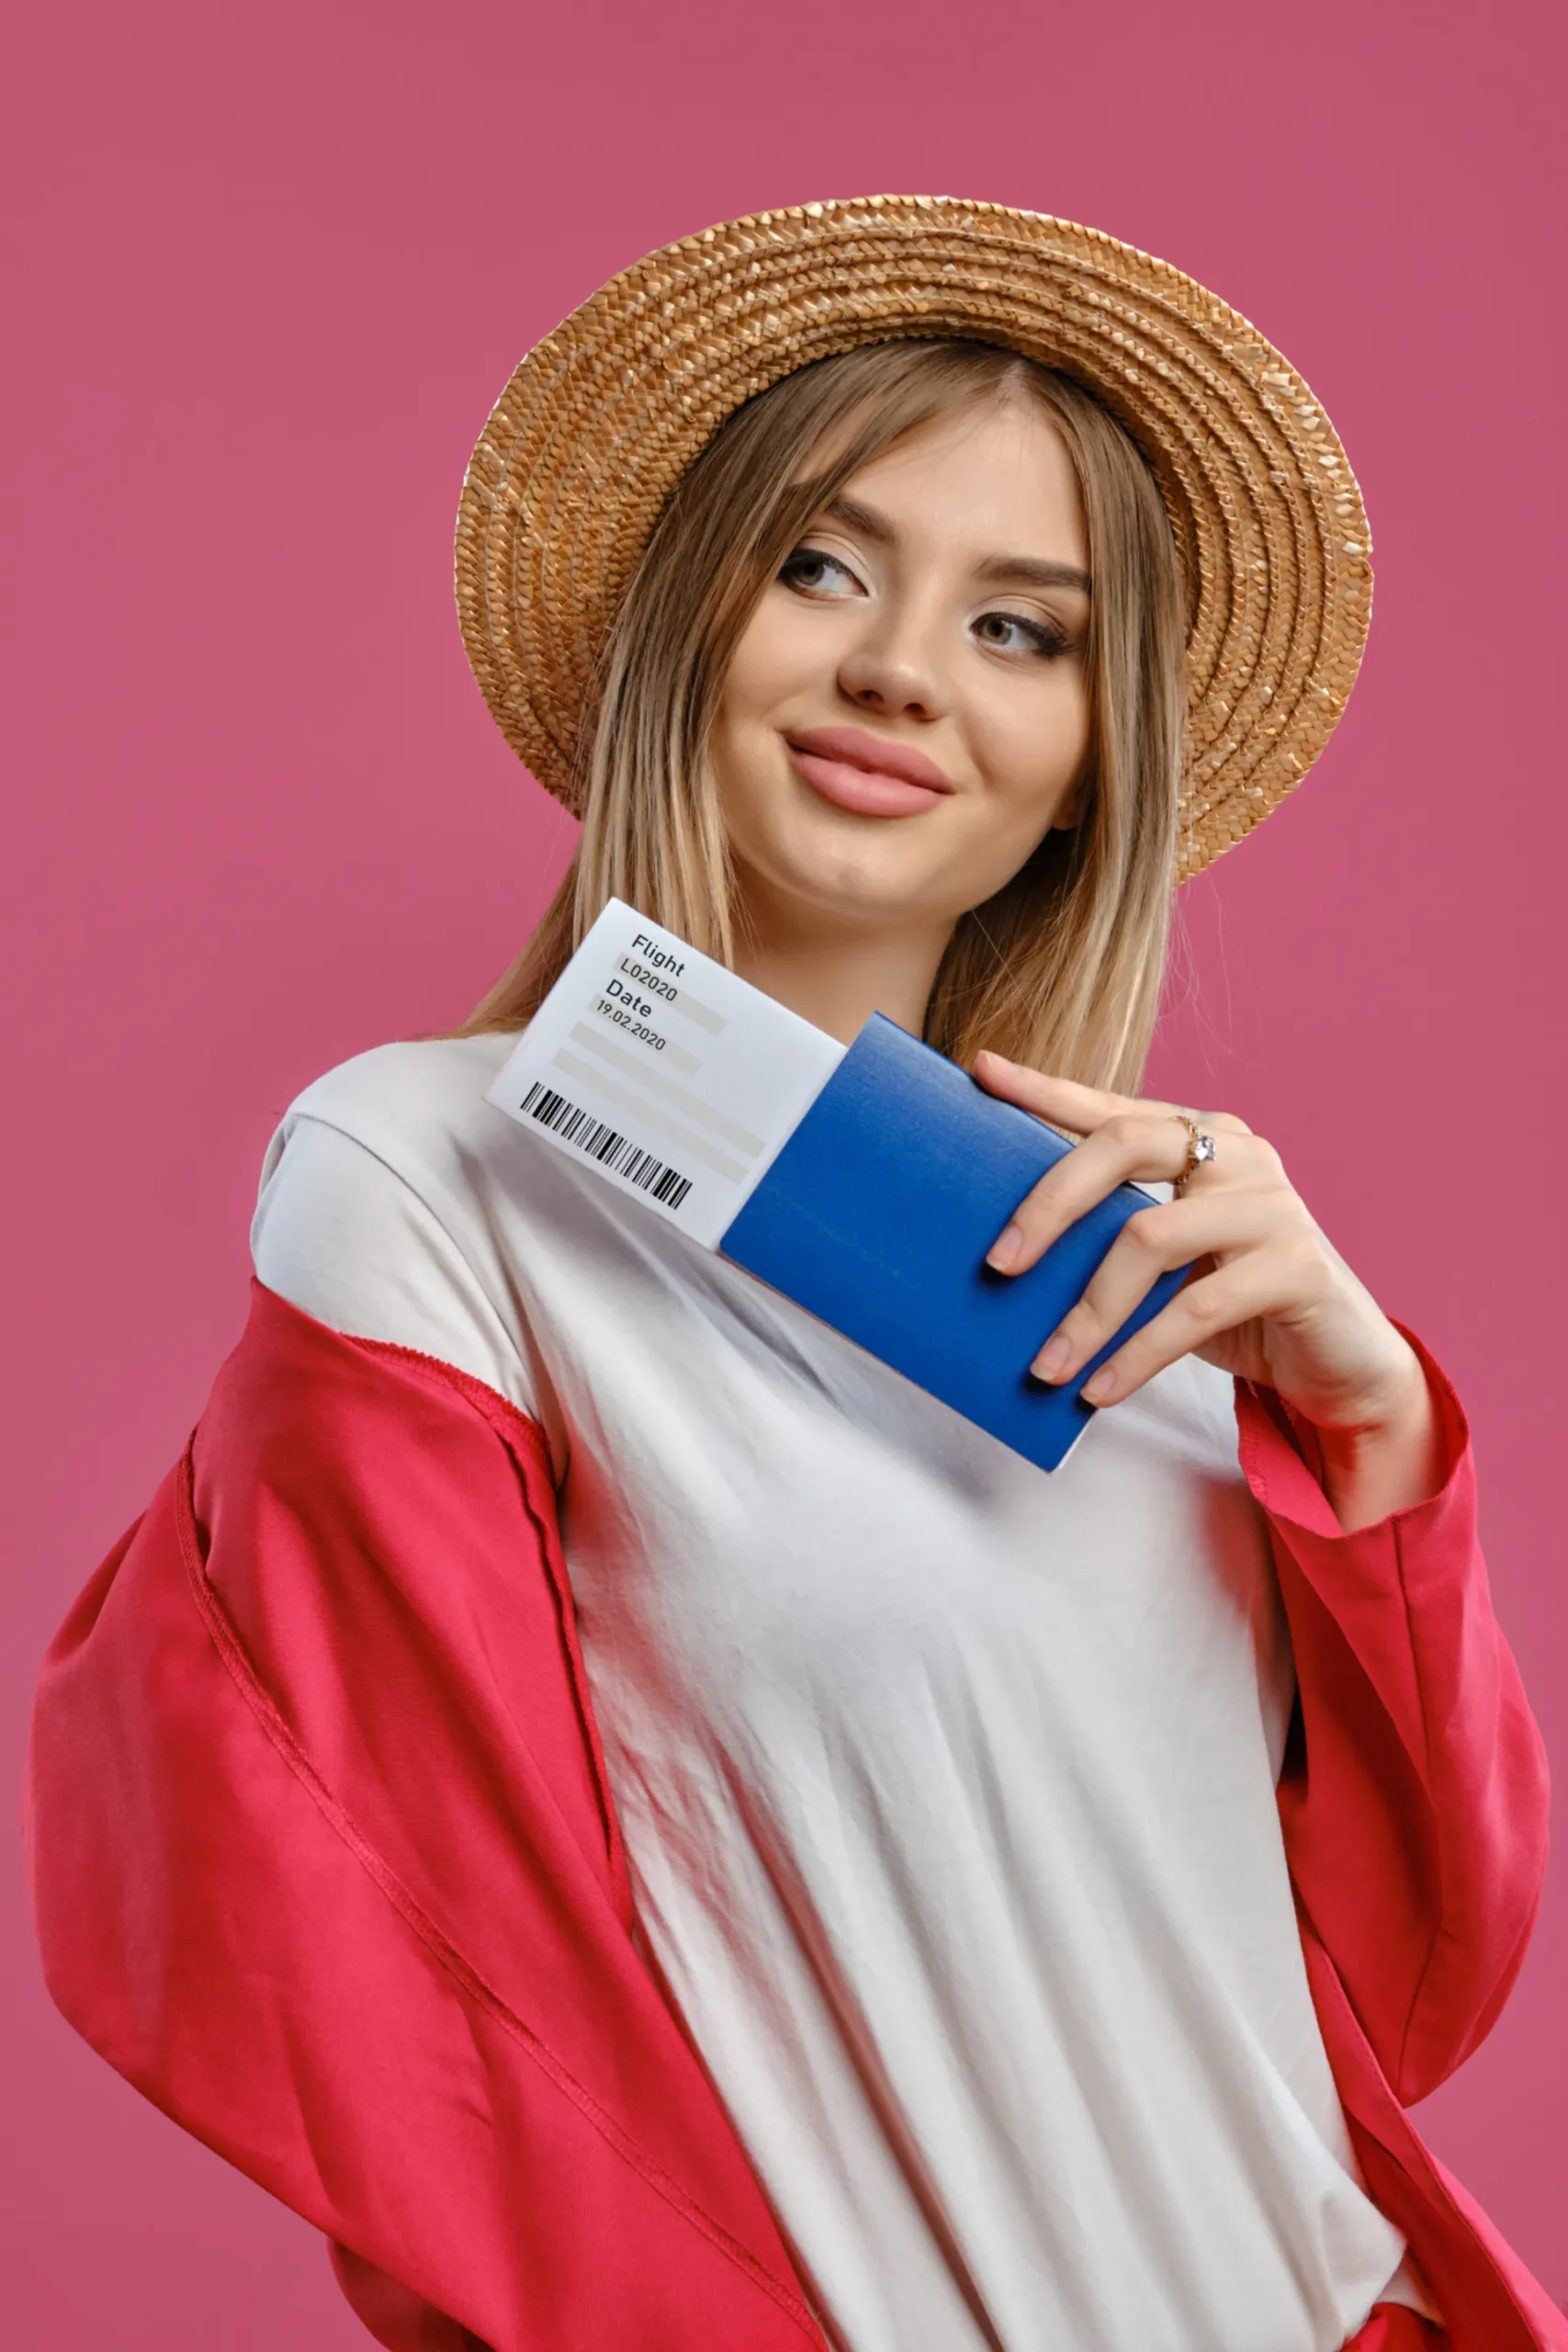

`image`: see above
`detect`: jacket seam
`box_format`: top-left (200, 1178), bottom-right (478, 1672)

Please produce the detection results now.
top-left (1389, 1508), bottom-right (1444, 2100)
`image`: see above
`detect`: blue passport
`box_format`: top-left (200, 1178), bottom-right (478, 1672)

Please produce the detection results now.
top-left (720, 1014), bottom-right (1189, 1472)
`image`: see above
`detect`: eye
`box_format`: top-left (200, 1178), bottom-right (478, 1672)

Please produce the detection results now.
top-left (779, 544), bottom-right (865, 598)
top-left (972, 608), bottom-right (1073, 660)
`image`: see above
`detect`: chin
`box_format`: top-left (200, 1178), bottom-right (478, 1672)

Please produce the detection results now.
top-left (751, 830), bottom-right (976, 931)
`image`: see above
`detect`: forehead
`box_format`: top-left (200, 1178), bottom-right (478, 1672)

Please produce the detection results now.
top-left (835, 395), bottom-right (1087, 560)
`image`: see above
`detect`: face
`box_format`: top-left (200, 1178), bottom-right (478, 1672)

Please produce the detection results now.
top-left (710, 394), bottom-right (1093, 945)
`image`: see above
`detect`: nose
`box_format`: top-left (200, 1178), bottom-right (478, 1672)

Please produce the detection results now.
top-left (835, 603), bottom-right (950, 723)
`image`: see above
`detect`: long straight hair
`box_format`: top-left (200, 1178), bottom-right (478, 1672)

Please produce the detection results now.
top-left (459, 340), bottom-right (1188, 1091)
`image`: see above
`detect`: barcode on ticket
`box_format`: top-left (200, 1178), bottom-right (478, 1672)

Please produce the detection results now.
top-left (519, 1081), bottom-right (694, 1211)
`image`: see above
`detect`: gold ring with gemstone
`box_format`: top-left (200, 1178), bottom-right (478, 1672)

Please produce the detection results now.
top-left (1170, 1111), bottom-right (1218, 1191)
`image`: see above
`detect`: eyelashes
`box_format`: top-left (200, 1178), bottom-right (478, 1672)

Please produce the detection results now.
top-left (778, 544), bottom-right (1075, 661)
top-left (972, 610), bottom-right (1073, 660)
top-left (779, 546), bottom-right (863, 596)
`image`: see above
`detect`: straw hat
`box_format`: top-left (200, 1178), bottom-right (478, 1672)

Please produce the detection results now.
top-left (455, 197), bottom-right (1371, 881)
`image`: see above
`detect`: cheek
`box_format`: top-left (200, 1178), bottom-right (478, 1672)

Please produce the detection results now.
top-left (977, 676), bottom-right (1093, 825)
top-left (718, 593), bottom-right (821, 730)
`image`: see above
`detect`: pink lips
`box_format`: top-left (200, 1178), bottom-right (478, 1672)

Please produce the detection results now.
top-left (786, 726), bottom-right (954, 819)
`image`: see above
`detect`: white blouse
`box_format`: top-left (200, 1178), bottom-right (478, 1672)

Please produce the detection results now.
top-left (253, 1031), bottom-right (1426, 2352)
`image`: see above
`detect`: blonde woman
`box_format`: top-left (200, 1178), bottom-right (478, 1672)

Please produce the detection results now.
top-left (28, 201), bottom-right (1557, 2352)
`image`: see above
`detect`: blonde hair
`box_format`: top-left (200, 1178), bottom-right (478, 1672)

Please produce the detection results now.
top-left (459, 340), bottom-right (1187, 1090)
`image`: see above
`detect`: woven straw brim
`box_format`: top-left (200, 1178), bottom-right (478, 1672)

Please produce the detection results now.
top-left (456, 197), bottom-right (1371, 883)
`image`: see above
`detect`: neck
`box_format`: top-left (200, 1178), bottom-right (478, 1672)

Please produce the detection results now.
top-left (729, 882), bottom-right (954, 1045)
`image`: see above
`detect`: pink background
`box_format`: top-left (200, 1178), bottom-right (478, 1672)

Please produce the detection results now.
top-left (5, 0), bottom-right (1564, 2338)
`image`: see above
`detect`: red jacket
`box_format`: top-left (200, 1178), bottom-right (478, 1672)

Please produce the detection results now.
top-left (26, 1283), bottom-right (1562, 2350)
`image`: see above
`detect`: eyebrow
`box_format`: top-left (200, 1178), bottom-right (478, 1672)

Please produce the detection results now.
top-left (821, 492), bottom-right (1092, 596)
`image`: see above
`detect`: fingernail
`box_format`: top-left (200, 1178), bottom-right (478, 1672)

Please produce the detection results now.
top-left (1032, 1332), bottom-right (1071, 1382)
top-left (987, 1222), bottom-right (1023, 1272)
top-left (1082, 1366), bottom-right (1115, 1404)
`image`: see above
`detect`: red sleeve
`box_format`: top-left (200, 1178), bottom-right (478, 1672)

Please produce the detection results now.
top-left (26, 1283), bottom-right (823, 2352)
top-left (1236, 1335), bottom-right (1551, 2104)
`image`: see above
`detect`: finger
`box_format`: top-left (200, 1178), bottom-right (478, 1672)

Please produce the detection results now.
top-left (1029, 1193), bottom-right (1283, 1383)
top-left (974, 1054), bottom-right (1149, 1135)
top-left (976, 1053), bottom-right (1255, 1141)
top-left (1075, 1257), bottom-right (1299, 1407)
top-left (988, 1110), bottom-right (1254, 1274)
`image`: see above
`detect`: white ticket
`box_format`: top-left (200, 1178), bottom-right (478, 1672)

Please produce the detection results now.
top-left (485, 899), bottom-right (846, 1247)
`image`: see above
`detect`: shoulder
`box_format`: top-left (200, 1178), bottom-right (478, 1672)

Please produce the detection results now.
top-left (252, 1032), bottom-right (537, 1414)
top-left (274, 1032), bottom-right (516, 1176)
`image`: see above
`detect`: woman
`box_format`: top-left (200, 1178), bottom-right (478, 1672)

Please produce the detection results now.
top-left (28, 198), bottom-right (1559, 2352)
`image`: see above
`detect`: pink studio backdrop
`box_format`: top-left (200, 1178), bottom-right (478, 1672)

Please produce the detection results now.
top-left (5, 0), bottom-right (1564, 2339)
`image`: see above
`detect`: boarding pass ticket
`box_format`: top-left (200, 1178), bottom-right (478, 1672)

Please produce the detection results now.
top-left (485, 899), bottom-right (847, 1249)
